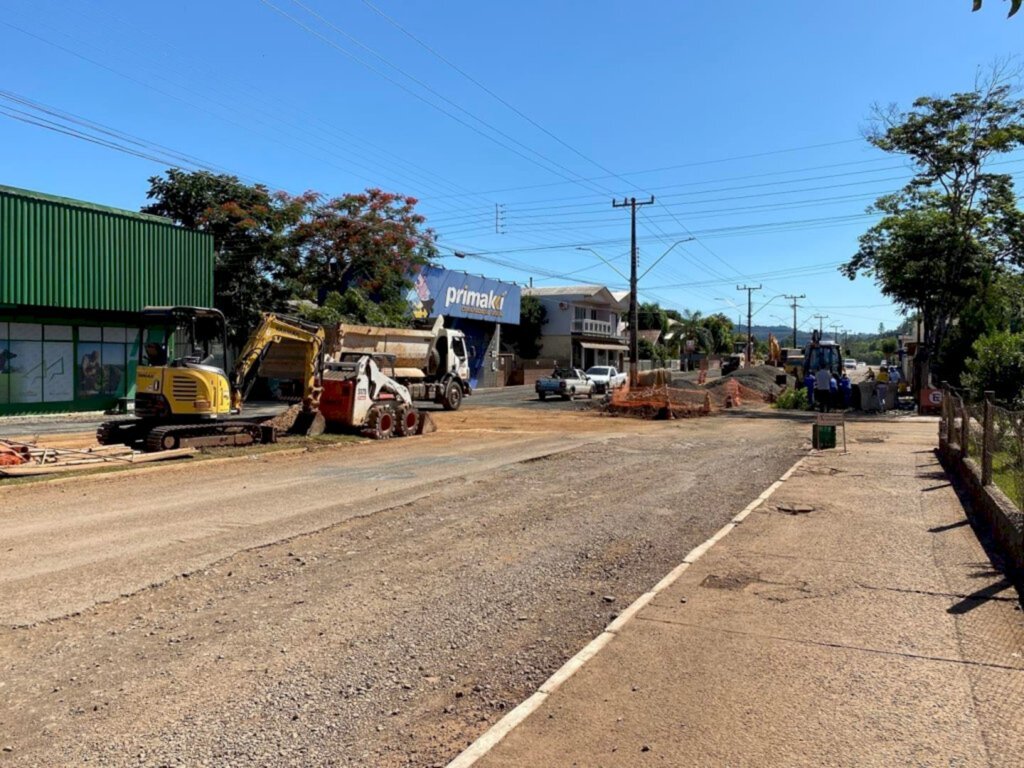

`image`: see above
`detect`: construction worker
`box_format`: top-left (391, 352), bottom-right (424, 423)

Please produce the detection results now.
top-left (876, 365), bottom-right (890, 413)
top-left (815, 367), bottom-right (832, 413)
top-left (840, 370), bottom-right (853, 409)
top-left (804, 371), bottom-right (816, 409)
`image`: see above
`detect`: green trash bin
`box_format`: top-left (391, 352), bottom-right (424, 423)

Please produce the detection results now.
top-left (813, 424), bottom-right (836, 449)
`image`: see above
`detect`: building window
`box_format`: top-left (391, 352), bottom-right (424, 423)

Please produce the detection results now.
top-left (574, 306), bottom-right (586, 321)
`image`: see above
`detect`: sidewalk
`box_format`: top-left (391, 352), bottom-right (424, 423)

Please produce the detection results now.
top-left (461, 418), bottom-right (1024, 767)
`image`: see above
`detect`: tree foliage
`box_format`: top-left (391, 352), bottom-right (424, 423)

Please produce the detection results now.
top-left (143, 171), bottom-right (437, 347)
top-left (972, 0), bottom-right (1022, 17)
top-left (963, 330), bottom-right (1024, 406)
top-left (505, 295), bottom-right (547, 359)
top-left (842, 74), bottom-right (1024, 388)
top-left (142, 170), bottom-right (309, 348)
top-left (289, 189), bottom-right (436, 322)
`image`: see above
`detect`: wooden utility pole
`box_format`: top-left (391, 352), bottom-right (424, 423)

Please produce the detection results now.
top-left (613, 195), bottom-right (655, 385)
top-left (783, 294), bottom-right (805, 348)
top-left (737, 284), bottom-right (761, 364)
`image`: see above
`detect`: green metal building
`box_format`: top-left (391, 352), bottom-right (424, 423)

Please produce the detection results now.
top-left (0, 184), bottom-right (214, 415)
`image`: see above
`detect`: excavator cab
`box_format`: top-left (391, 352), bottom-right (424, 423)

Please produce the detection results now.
top-left (135, 307), bottom-right (232, 420)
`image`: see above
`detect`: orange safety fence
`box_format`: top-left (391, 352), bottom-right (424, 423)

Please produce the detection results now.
top-left (604, 377), bottom-right (773, 420)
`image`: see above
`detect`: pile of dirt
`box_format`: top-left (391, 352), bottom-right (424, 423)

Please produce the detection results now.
top-left (260, 404), bottom-right (327, 436)
top-left (603, 385), bottom-right (712, 420)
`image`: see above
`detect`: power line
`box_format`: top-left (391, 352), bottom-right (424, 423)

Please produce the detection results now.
top-left (419, 137), bottom-right (869, 200)
top-left (262, 0), bottom-right (618, 198)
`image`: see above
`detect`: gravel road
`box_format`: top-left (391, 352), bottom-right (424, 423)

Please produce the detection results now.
top-left (0, 407), bottom-right (803, 767)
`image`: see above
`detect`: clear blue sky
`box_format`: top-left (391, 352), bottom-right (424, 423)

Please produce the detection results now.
top-left (3, 0), bottom-right (1022, 334)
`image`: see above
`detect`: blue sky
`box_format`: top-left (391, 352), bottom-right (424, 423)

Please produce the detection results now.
top-left (3, 0), bottom-right (1022, 333)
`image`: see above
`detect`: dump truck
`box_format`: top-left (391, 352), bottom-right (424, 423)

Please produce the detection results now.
top-left (336, 316), bottom-right (471, 410)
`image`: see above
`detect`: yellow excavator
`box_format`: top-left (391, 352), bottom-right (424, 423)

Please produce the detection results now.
top-left (97, 307), bottom-right (326, 451)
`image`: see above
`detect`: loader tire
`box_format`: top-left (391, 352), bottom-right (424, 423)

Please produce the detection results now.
top-left (395, 405), bottom-right (419, 437)
top-left (364, 406), bottom-right (395, 439)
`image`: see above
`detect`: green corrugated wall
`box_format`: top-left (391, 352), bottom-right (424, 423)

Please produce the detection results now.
top-left (0, 185), bottom-right (213, 311)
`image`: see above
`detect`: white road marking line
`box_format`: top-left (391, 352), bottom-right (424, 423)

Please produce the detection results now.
top-left (445, 453), bottom-right (808, 768)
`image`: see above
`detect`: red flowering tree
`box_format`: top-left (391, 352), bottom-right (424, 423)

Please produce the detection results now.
top-left (289, 188), bottom-right (437, 327)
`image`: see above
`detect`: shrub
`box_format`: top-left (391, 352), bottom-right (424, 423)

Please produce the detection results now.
top-left (774, 386), bottom-right (809, 410)
top-left (963, 330), bottom-right (1024, 407)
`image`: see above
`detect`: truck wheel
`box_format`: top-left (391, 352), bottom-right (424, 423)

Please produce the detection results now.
top-left (364, 406), bottom-right (394, 439)
top-left (588, 389), bottom-right (594, 399)
top-left (442, 381), bottom-right (463, 411)
top-left (538, 392), bottom-right (546, 401)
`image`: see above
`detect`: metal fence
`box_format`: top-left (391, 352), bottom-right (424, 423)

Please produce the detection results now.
top-left (942, 385), bottom-right (1024, 509)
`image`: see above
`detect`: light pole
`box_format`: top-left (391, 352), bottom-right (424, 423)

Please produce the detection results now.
top-left (581, 238), bottom-right (692, 384)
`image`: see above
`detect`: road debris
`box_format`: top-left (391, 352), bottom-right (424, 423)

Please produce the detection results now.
top-left (0, 439), bottom-right (195, 477)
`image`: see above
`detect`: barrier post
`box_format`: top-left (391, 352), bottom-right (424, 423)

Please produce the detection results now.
top-left (983, 391), bottom-right (994, 486)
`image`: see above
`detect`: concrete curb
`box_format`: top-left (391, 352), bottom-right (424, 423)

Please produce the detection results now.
top-left (445, 454), bottom-right (808, 768)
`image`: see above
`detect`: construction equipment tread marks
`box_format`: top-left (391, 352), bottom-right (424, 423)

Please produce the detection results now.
top-left (143, 423), bottom-right (264, 452)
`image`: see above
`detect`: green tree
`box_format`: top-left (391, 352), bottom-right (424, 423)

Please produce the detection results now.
top-left (505, 295), bottom-right (547, 359)
top-left (637, 302), bottom-right (668, 332)
top-left (701, 313), bottom-right (735, 354)
top-left (142, 169), bottom-right (310, 348)
top-left (972, 0), bottom-right (1021, 17)
top-left (963, 330), bottom-right (1024, 405)
top-left (842, 74), bottom-right (1024, 391)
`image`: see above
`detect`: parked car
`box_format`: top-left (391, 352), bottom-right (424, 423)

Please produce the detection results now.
top-left (844, 358), bottom-right (858, 370)
top-left (535, 368), bottom-right (595, 401)
top-left (585, 365), bottom-right (626, 393)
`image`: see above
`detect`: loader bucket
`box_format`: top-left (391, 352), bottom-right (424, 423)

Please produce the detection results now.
top-left (416, 412), bottom-right (437, 435)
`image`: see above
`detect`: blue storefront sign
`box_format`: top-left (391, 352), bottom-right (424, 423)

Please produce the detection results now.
top-left (408, 266), bottom-right (520, 325)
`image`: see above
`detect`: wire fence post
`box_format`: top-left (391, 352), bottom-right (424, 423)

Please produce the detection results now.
top-left (960, 394), bottom-right (970, 458)
top-left (982, 390), bottom-right (994, 486)
top-left (941, 382), bottom-right (951, 445)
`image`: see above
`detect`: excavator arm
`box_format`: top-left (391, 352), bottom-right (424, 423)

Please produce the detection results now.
top-left (231, 313), bottom-right (326, 413)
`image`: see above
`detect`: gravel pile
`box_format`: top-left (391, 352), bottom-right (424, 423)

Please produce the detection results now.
top-left (706, 366), bottom-right (794, 396)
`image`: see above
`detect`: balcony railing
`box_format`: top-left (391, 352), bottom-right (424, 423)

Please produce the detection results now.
top-left (571, 318), bottom-right (617, 337)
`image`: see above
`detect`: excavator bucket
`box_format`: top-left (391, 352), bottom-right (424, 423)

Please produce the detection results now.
top-left (416, 412), bottom-right (437, 435)
top-left (289, 409), bottom-right (326, 437)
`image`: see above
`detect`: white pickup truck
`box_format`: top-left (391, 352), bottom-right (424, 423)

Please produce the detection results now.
top-left (585, 365), bottom-right (626, 394)
top-left (535, 368), bottom-right (595, 401)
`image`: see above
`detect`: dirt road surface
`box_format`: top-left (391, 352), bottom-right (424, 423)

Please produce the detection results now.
top-left (0, 406), bottom-right (804, 767)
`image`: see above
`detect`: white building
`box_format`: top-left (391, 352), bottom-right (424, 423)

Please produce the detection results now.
top-left (523, 285), bottom-right (629, 370)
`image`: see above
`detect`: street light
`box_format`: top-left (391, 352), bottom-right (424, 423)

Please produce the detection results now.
top-left (575, 247), bottom-right (628, 281)
top-left (581, 239), bottom-right (694, 384)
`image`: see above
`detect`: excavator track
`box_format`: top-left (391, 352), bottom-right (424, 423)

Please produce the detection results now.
top-left (96, 420), bottom-right (143, 447)
top-left (143, 422), bottom-right (272, 452)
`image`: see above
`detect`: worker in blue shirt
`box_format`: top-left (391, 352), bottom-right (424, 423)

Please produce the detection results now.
top-left (803, 372), bottom-right (816, 409)
top-left (840, 370), bottom-right (853, 409)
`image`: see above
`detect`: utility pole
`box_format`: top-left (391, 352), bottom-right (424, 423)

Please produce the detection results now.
top-left (829, 323), bottom-right (842, 342)
top-left (613, 195), bottom-right (655, 386)
top-left (813, 313), bottom-right (829, 336)
top-left (736, 284), bottom-right (761, 364)
top-left (783, 294), bottom-right (805, 349)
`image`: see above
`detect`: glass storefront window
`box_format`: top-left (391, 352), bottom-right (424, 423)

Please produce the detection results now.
top-left (0, 322), bottom-right (8, 405)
